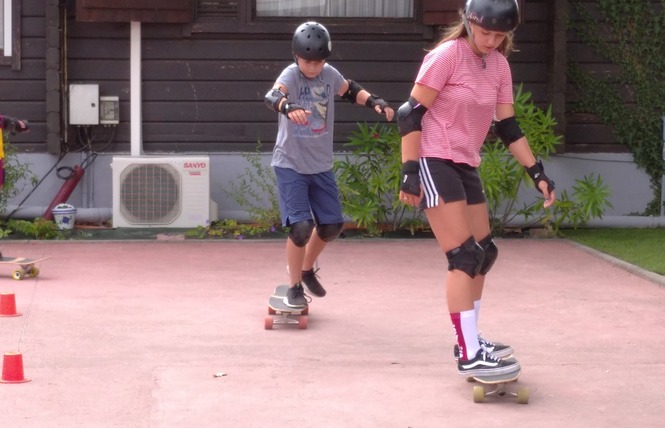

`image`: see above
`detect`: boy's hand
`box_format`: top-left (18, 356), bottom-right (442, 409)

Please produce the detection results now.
top-left (381, 106), bottom-right (395, 121)
top-left (281, 103), bottom-right (310, 125)
top-left (1, 116), bottom-right (30, 134)
top-left (366, 95), bottom-right (394, 121)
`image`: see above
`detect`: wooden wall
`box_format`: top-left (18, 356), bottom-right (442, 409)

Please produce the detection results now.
top-left (1, 0), bottom-right (625, 155)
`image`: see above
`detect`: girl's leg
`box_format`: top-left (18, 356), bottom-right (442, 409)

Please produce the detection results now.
top-left (425, 201), bottom-right (480, 359)
top-left (467, 202), bottom-right (492, 315)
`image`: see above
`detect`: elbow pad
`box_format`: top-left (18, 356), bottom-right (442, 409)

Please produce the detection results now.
top-left (494, 116), bottom-right (524, 146)
top-left (396, 97), bottom-right (427, 136)
top-left (264, 88), bottom-right (287, 113)
top-left (341, 79), bottom-right (364, 104)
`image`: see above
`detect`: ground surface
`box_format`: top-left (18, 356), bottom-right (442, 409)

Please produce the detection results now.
top-left (0, 238), bottom-right (663, 427)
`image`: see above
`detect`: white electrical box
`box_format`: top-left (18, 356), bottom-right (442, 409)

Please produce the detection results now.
top-left (69, 84), bottom-right (99, 125)
top-left (100, 96), bottom-right (120, 126)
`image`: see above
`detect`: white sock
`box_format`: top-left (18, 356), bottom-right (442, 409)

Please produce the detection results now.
top-left (474, 300), bottom-right (481, 326)
top-left (460, 310), bottom-right (480, 359)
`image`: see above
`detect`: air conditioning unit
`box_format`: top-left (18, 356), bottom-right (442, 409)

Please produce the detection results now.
top-left (111, 156), bottom-right (218, 228)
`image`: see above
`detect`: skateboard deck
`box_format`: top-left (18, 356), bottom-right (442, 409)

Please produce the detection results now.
top-left (470, 370), bottom-right (529, 404)
top-left (265, 285), bottom-right (309, 330)
top-left (0, 257), bottom-right (51, 280)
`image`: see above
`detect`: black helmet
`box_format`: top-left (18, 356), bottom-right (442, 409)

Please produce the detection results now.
top-left (292, 22), bottom-right (332, 60)
top-left (464, 0), bottom-right (520, 32)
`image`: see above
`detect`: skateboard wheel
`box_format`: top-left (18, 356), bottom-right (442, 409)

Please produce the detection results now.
top-left (27, 267), bottom-right (39, 278)
top-left (264, 316), bottom-right (274, 330)
top-left (302, 307), bottom-right (309, 316)
top-left (12, 270), bottom-right (24, 281)
top-left (517, 387), bottom-right (529, 404)
top-left (297, 316), bottom-right (308, 329)
top-left (268, 307), bottom-right (277, 315)
top-left (473, 385), bottom-right (486, 403)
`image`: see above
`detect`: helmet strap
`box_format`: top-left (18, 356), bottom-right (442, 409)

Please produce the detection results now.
top-left (463, 17), bottom-right (487, 69)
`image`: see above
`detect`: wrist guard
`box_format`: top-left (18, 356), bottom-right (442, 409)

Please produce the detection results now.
top-left (400, 160), bottom-right (421, 196)
top-left (365, 94), bottom-right (390, 114)
top-left (280, 102), bottom-right (304, 117)
top-left (525, 160), bottom-right (555, 194)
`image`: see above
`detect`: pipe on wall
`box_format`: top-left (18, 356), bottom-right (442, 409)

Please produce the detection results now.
top-left (4, 205), bottom-right (112, 223)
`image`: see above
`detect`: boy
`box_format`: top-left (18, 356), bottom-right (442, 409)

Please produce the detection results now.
top-left (264, 22), bottom-right (394, 307)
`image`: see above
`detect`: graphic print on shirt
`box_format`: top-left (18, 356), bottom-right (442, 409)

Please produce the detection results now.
top-left (296, 82), bottom-right (332, 136)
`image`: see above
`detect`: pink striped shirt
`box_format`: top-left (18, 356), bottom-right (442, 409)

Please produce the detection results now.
top-left (416, 38), bottom-right (514, 167)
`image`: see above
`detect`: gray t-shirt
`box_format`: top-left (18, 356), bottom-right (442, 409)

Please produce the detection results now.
top-left (270, 63), bottom-right (346, 174)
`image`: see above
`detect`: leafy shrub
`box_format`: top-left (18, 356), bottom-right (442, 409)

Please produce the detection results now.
top-left (333, 123), bottom-right (426, 236)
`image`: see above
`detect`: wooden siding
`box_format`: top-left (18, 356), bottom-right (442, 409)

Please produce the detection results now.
top-left (0, 0), bottom-right (624, 154)
top-left (76, 0), bottom-right (192, 24)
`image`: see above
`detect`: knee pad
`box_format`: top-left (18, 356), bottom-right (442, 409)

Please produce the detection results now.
top-left (289, 220), bottom-right (314, 247)
top-left (478, 235), bottom-right (498, 275)
top-left (316, 223), bottom-right (343, 242)
top-left (445, 236), bottom-right (485, 279)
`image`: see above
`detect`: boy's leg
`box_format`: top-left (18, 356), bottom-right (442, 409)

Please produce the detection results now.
top-left (274, 167), bottom-right (314, 307)
top-left (301, 170), bottom-right (344, 297)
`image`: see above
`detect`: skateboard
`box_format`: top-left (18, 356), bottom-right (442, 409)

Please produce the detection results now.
top-left (265, 285), bottom-right (309, 330)
top-left (470, 370), bottom-right (529, 404)
top-left (0, 257), bottom-right (51, 280)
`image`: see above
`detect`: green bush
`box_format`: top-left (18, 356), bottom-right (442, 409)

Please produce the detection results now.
top-left (479, 84), bottom-right (612, 235)
top-left (333, 123), bottom-right (426, 236)
top-left (0, 136), bottom-right (37, 218)
top-left (223, 142), bottom-right (282, 229)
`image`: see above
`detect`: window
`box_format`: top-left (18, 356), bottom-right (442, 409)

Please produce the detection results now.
top-left (0, 0), bottom-right (20, 69)
top-left (256, 0), bottom-right (414, 18)
top-left (192, 0), bottom-right (426, 37)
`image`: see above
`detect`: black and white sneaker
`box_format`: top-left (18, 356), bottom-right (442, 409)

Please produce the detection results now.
top-left (479, 336), bottom-right (513, 359)
top-left (301, 268), bottom-right (326, 297)
top-left (458, 348), bottom-right (521, 378)
top-left (454, 335), bottom-right (514, 360)
top-left (284, 283), bottom-right (308, 308)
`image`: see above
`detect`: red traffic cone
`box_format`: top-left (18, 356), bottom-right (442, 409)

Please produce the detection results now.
top-left (0, 292), bottom-right (21, 317)
top-left (1, 352), bottom-right (31, 383)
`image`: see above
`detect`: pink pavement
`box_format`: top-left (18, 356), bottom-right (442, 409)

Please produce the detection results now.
top-left (0, 238), bottom-right (663, 427)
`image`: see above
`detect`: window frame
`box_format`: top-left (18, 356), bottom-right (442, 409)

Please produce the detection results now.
top-left (0, 0), bottom-right (21, 70)
top-left (191, 0), bottom-right (430, 38)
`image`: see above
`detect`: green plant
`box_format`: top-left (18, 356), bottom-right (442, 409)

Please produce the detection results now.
top-left (479, 85), bottom-right (613, 235)
top-left (223, 142), bottom-right (282, 229)
top-left (333, 123), bottom-right (426, 236)
top-left (0, 136), bottom-right (38, 217)
top-left (185, 219), bottom-right (281, 240)
top-left (6, 218), bottom-right (62, 240)
top-left (568, 0), bottom-right (665, 214)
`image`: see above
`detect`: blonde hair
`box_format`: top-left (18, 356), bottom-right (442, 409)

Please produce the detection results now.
top-left (433, 17), bottom-right (516, 57)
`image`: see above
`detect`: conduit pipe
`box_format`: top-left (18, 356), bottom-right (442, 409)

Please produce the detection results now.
top-left (3, 205), bottom-right (112, 223)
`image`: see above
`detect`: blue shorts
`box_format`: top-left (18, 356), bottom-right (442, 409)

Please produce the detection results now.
top-left (274, 167), bottom-right (344, 227)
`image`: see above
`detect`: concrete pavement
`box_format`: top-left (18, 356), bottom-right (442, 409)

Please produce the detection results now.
top-left (0, 238), bottom-right (663, 427)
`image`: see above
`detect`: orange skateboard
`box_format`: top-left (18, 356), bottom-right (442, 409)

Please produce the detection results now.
top-left (0, 257), bottom-right (51, 280)
top-left (264, 285), bottom-right (309, 330)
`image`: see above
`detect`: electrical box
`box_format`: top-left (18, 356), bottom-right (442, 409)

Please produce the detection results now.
top-left (69, 84), bottom-right (99, 125)
top-left (100, 96), bottom-right (120, 126)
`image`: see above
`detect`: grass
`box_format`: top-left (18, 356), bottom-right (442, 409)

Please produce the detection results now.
top-left (562, 227), bottom-right (665, 275)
